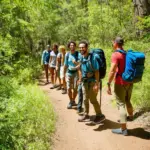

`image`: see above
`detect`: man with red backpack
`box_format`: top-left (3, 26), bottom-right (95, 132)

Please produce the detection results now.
top-left (107, 37), bottom-right (134, 136)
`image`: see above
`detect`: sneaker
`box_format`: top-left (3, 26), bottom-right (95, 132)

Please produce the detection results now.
top-left (45, 81), bottom-right (50, 85)
top-left (112, 128), bottom-right (128, 136)
top-left (78, 115), bottom-right (90, 122)
top-left (127, 116), bottom-right (134, 121)
top-left (50, 84), bottom-right (57, 89)
top-left (72, 101), bottom-right (77, 106)
top-left (117, 116), bottom-right (134, 123)
top-left (62, 89), bottom-right (67, 94)
top-left (77, 108), bottom-right (83, 114)
top-left (92, 114), bottom-right (106, 124)
top-left (67, 102), bottom-right (73, 109)
top-left (50, 86), bottom-right (55, 89)
top-left (57, 86), bottom-right (61, 90)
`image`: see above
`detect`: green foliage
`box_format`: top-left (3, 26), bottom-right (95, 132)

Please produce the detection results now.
top-left (0, 78), bottom-right (55, 150)
top-left (0, 0), bottom-right (150, 148)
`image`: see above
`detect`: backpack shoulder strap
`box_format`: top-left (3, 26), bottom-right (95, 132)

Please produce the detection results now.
top-left (116, 49), bottom-right (126, 54)
top-left (88, 52), bottom-right (94, 71)
top-left (75, 51), bottom-right (79, 61)
top-left (66, 52), bottom-right (70, 61)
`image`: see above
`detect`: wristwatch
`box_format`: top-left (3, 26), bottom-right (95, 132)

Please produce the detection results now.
top-left (107, 82), bottom-right (111, 86)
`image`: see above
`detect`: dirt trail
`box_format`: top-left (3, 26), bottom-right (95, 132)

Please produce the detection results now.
top-left (39, 79), bottom-right (150, 150)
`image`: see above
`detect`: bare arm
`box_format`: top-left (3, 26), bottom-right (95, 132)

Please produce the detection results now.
top-left (56, 57), bottom-right (61, 69)
top-left (94, 70), bottom-right (99, 83)
top-left (93, 70), bottom-right (100, 93)
top-left (78, 66), bottom-right (82, 81)
top-left (107, 63), bottom-right (117, 95)
top-left (108, 63), bottom-right (117, 84)
top-left (64, 65), bottom-right (67, 76)
top-left (49, 56), bottom-right (52, 64)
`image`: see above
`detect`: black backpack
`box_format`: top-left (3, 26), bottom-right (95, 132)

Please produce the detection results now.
top-left (82, 48), bottom-right (106, 80)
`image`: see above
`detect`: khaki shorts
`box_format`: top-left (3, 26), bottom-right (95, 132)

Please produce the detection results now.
top-left (66, 75), bottom-right (78, 91)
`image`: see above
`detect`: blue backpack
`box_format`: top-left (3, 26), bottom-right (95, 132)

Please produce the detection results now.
top-left (116, 49), bottom-right (145, 83)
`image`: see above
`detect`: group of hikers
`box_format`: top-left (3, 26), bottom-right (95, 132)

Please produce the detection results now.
top-left (41, 37), bottom-right (145, 136)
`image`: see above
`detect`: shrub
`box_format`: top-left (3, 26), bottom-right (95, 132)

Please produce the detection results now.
top-left (0, 78), bottom-right (56, 150)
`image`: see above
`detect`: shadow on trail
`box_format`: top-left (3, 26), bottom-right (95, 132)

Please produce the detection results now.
top-left (92, 119), bottom-right (150, 140)
top-left (128, 128), bottom-right (150, 140)
top-left (38, 79), bottom-right (51, 86)
top-left (93, 119), bottom-right (120, 131)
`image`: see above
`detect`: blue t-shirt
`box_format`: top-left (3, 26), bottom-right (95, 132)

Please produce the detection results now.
top-left (81, 53), bottom-right (99, 82)
top-left (64, 51), bottom-right (81, 77)
top-left (42, 50), bottom-right (51, 64)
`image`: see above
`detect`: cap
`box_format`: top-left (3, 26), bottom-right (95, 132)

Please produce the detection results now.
top-left (47, 45), bottom-right (50, 48)
top-left (115, 37), bottom-right (124, 45)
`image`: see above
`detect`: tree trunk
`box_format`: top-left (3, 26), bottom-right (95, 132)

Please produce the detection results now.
top-left (133, 0), bottom-right (150, 35)
top-left (133, 0), bottom-right (150, 17)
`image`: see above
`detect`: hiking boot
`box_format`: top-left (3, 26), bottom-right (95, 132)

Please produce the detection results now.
top-left (78, 115), bottom-right (90, 122)
top-left (117, 116), bottom-right (134, 123)
top-left (92, 114), bottom-right (106, 124)
top-left (62, 89), bottom-right (67, 94)
top-left (112, 128), bottom-right (128, 136)
top-left (67, 102), bottom-right (73, 109)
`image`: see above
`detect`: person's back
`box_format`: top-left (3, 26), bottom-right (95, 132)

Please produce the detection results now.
top-left (111, 50), bottom-right (129, 85)
top-left (107, 37), bottom-right (133, 136)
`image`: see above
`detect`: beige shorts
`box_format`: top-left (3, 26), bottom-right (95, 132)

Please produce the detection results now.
top-left (60, 66), bottom-right (64, 79)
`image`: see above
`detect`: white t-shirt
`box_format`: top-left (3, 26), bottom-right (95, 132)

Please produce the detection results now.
top-left (49, 51), bottom-right (58, 68)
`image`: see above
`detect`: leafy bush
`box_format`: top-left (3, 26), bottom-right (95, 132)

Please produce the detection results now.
top-left (0, 78), bottom-right (56, 150)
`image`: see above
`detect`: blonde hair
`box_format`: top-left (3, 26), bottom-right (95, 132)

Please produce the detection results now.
top-left (59, 45), bottom-right (66, 51)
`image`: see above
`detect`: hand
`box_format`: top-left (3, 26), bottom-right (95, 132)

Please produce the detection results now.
top-left (56, 66), bottom-right (58, 71)
top-left (93, 83), bottom-right (99, 93)
top-left (77, 80), bottom-right (81, 85)
top-left (107, 86), bottom-right (112, 95)
top-left (72, 59), bottom-right (77, 64)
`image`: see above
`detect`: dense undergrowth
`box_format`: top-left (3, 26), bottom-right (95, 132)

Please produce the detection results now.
top-left (0, 61), bottom-right (56, 150)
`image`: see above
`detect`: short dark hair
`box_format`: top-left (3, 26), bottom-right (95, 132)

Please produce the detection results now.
top-left (67, 41), bottom-right (76, 48)
top-left (53, 43), bottom-right (58, 49)
top-left (79, 40), bottom-right (89, 48)
top-left (115, 37), bottom-right (124, 46)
